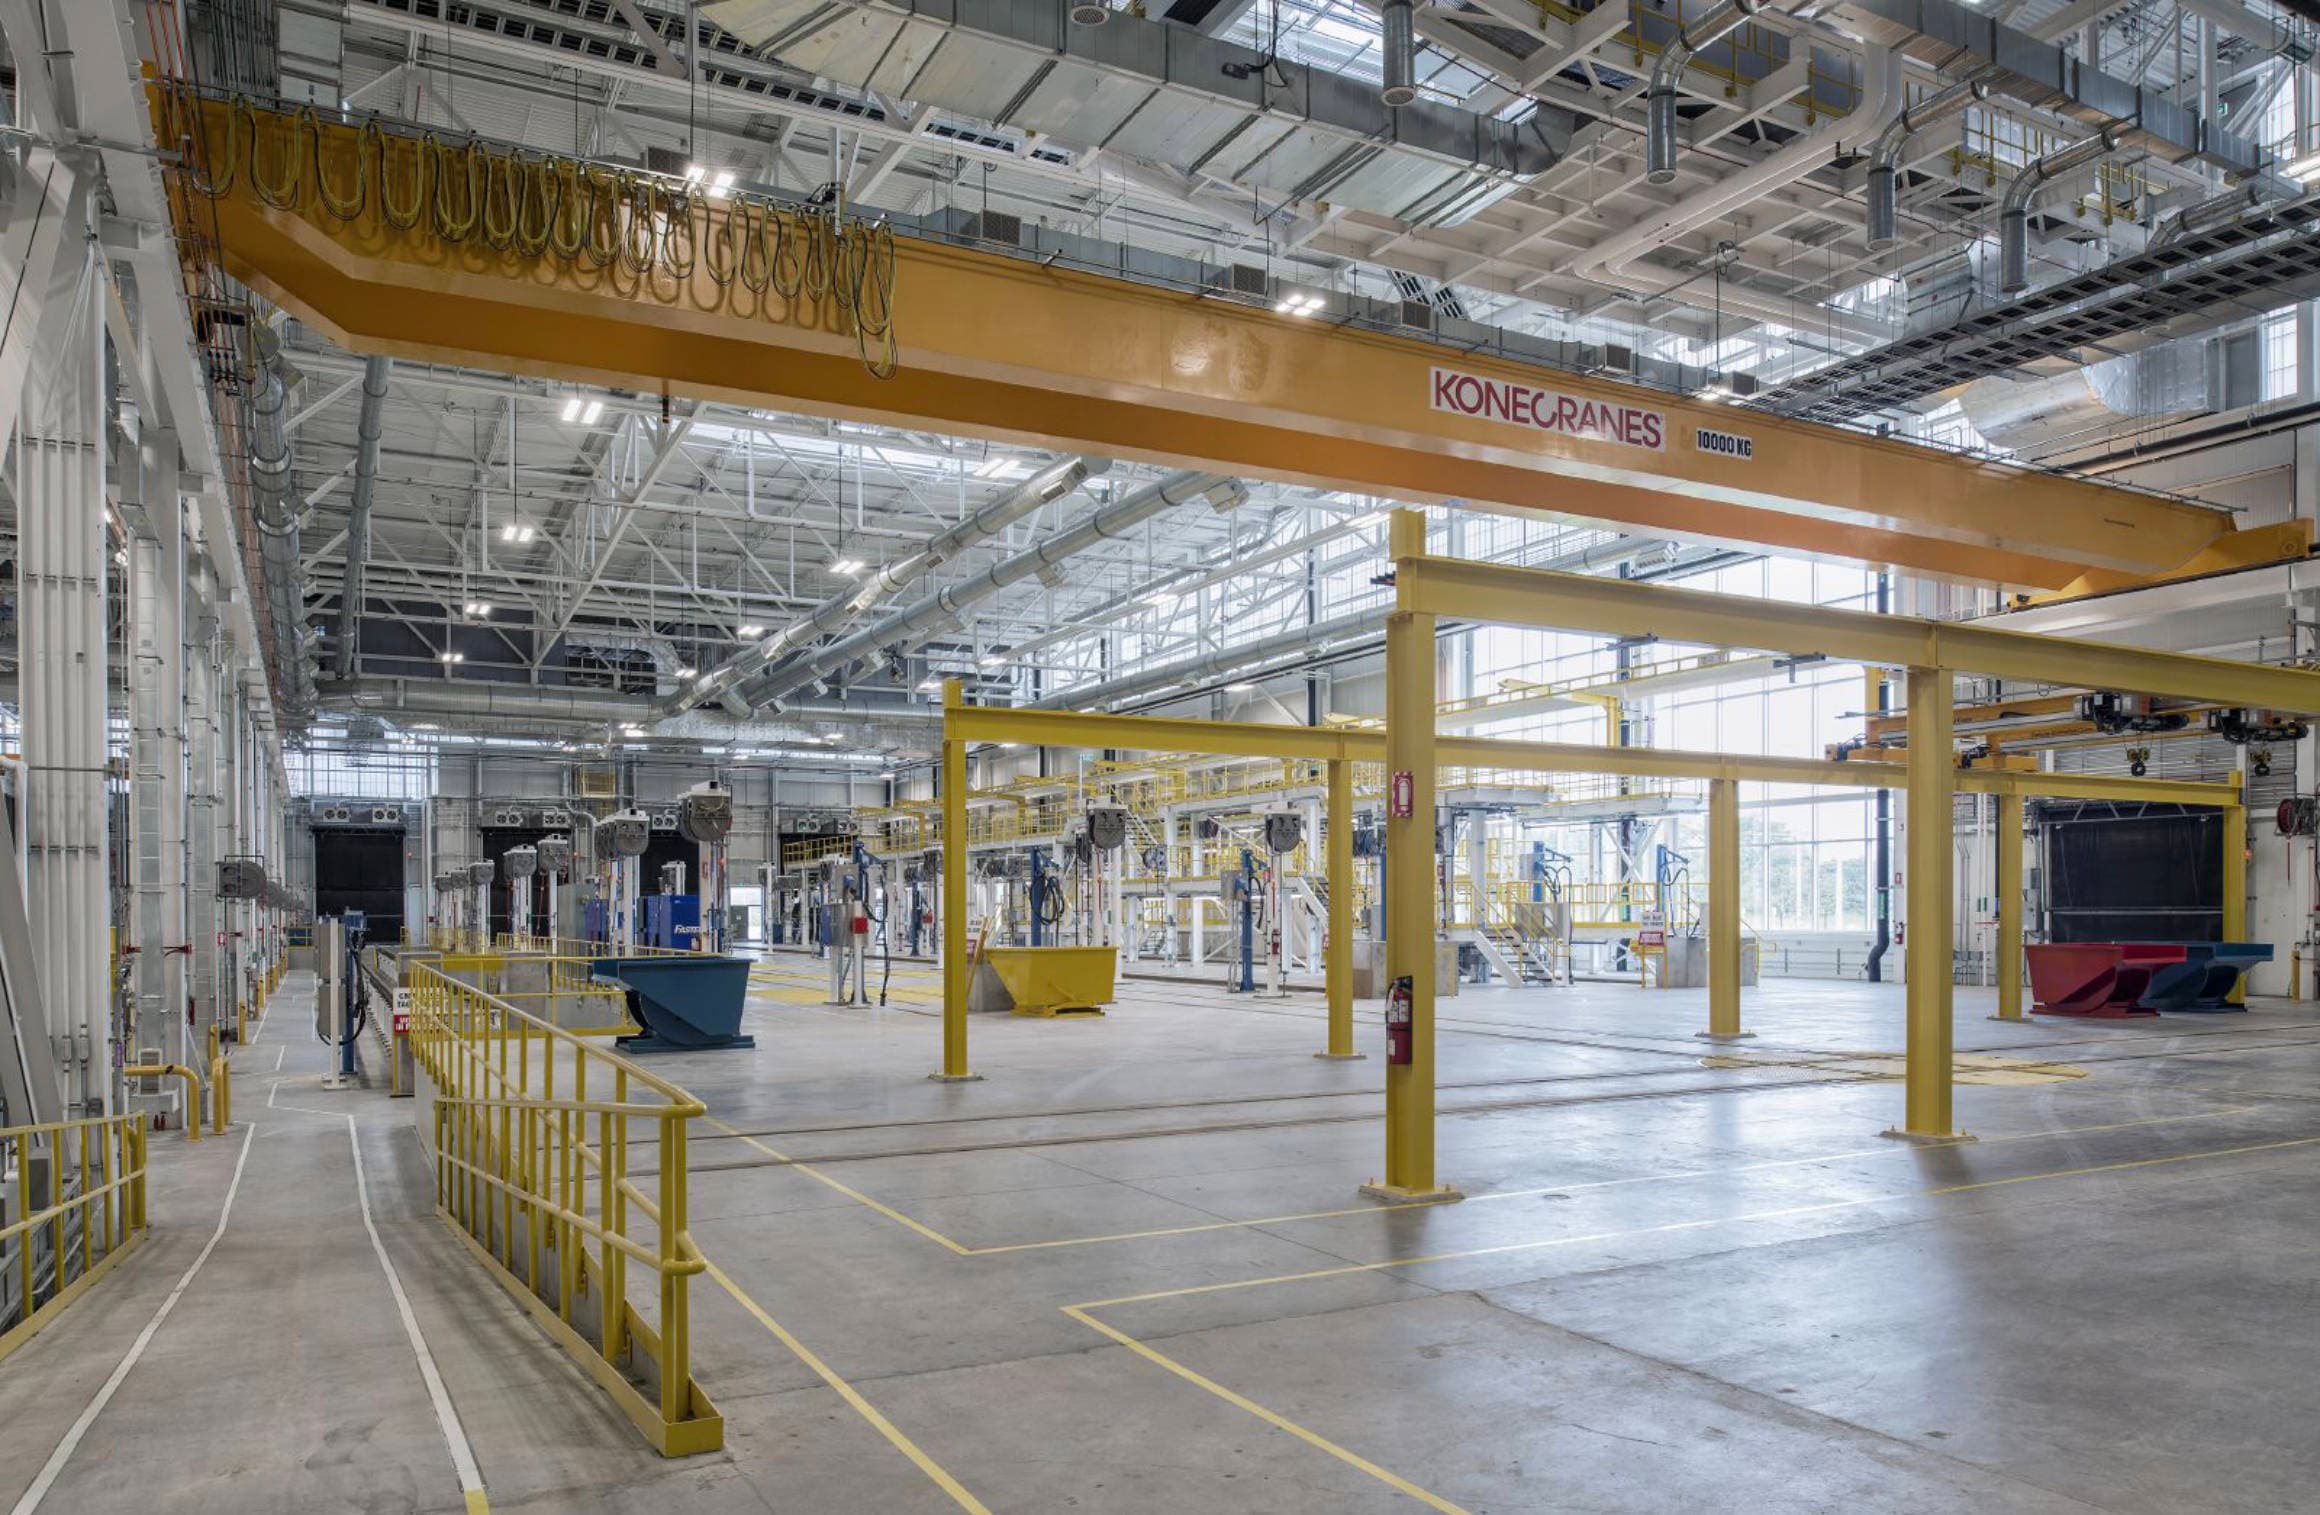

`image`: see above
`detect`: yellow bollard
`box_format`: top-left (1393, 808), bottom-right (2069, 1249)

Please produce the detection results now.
top-left (122, 1064), bottom-right (204, 1142)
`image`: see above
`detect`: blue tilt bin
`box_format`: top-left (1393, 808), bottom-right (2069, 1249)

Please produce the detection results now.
top-left (592, 956), bottom-right (756, 1053)
top-left (2136, 942), bottom-right (2273, 1012)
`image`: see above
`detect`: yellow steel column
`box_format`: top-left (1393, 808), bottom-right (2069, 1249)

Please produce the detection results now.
top-left (2223, 774), bottom-right (2248, 1004)
top-left (1319, 756), bottom-right (1362, 1060)
top-left (1367, 510), bottom-right (1458, 1203)
top-left (1700, 776), bottom-right (1749, 1040)
top-left (1990, 790), bottom-right (2025, 1022)
top-left (1893, 665), bottom-right (1963, 1142)
top-left (932, 681), bottom-right (980, 1082)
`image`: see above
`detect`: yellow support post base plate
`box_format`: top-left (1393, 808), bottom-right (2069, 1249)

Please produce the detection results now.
top-left (1877, 1128), bottom-right (1978, 1146)
top-left (1313, 1051), bottom-right (1369, 1061)
top-left (1358, 1182), bottom-right (1464, 1205)
top-left (1694, 1031), bottom-right (1757, 1042)
top-left (926, 1071), bottom-right (986, 1083)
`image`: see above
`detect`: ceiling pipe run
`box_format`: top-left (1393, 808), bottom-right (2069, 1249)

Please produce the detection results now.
top-left (1646, 0), bottom-right (1762, 185)
top-left (333, 355), bottom-right (393, 680)
top-left (1999, 129), bottom-right (2120, 295)
top-left (1574, 43), bottom-right (1902, 344)
top-left (318, 678), bottom-right (940, 746)
top-left (1027, 534), bottom-right (1668, 710)
top-left (244, 323), bottom-right (315, 714)
top-left (668, 454), bottom-right (1105, 716)
top-left (733, 470), bottom-right (1247, 714)
top-left (1866, 72), bottom-right (1992, 251)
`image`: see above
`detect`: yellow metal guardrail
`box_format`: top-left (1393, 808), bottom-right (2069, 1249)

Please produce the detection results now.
top-left (404, 962), bottom-right (722, 1455)
top-left (0, 1112), bottom-right (149, 1367)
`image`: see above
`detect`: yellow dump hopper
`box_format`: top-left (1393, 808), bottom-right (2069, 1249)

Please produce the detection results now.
top-left (976, 946), bottom-right (1117, 1017)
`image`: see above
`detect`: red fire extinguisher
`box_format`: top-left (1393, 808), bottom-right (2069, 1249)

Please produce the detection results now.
top-left (1385, 975), bottom-right (1414, 1066)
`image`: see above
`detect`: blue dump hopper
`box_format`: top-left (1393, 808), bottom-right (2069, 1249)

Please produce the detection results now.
top-left (591, 957), bottom-right (756, 1053)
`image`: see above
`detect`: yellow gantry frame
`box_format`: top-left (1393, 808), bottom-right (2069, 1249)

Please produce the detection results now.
top-left (1387, 517), bottom-right (2309, 1148)
top-left (932, 542), bottom-right (2273, 1169)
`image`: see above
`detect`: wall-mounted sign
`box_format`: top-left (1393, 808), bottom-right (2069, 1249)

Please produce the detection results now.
top-left (1694, 426), bottom-right (1754, 461)
top-left (1389, 770), bottom-right (1415, 819)
top-left (1430, 366), bottom-right (1665, 451)
top-left (392, 987), bottom-right (411, 1036)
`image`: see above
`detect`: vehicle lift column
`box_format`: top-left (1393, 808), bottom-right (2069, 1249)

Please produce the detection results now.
top-left (1087, 806), bottom-right (1129, 956)
top-left (600, 808), bottom-right (650, 952)
top-left (538, 834), bottom-right (573, 947)
top-left (504, 844), bottom-right (537, 946)
top-left (467, 859), bottom-right (495, 951)
top-left (1261, 811), bottom-right (1303, 998)
top-left (680, 780), bottom-right (735, 954)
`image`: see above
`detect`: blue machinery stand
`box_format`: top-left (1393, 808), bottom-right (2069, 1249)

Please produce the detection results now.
top-left (1028, 849), bottom-right (1051, 947)
top-left (338, 912), bottom-right (368, 1078)
top-left (1233, 847), bottom-right (1257, 993)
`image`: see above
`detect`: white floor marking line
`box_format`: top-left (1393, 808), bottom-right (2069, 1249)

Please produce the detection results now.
top-left (9, 1126), bottom-right (260, 1515)
top-left (274, 1046), bottom-right (286, 1072)
top-left (341, 1113), bottom-right (490, 1509)
top-left (244, 1082), bottom-right (488, 1509)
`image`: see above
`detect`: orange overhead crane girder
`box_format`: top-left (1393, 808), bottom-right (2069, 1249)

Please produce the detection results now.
top-left (181, 98), bottom-right (2265, 591)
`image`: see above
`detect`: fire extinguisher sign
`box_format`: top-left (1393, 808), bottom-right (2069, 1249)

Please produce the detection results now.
top-left (1389, 770), bottom-right (1415, 819)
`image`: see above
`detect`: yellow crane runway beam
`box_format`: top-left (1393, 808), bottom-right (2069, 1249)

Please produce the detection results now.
top-left (1396, 557), bottom-right (2320, 716)
top-left (175, 96), bottom-right (2283, 593)
top-left (946, 705), bottom-right (2241, 809)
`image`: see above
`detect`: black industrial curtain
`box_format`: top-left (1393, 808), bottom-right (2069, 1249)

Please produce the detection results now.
top-left (2038, 803), bottom-right (2222, 944)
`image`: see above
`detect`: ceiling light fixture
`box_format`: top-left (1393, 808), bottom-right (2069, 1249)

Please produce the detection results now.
top-left (978, 652), bottom-right (1006, 667)
top-left (1225, 681), bottom-right (1256, 692)
top-left (737, 623), bottom-right (765, 638)
top-left (439, 651), bottom-right (464, 664)
top-left (463, 600), bottom-right (492, 618)
top-left (674, 666), bottom-right (696, 679)
top-left (830, 556), bottom-right (866, 576)
top-left (499, 522), bottom-right (538, 544)
top-left (1273, 291), bottom-right (1327, 317)
top-left (917, 678), bottom-right (943, 692)
top-left (560, 396), bottom-right (604, 425)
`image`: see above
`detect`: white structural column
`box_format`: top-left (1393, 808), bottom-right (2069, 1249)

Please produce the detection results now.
top-left (130, 428), bottom-right (190, 1074)
top-left (186, 572), bottom-right (223, 1040)
top-left (17, 241), bottom-right (110, 1113)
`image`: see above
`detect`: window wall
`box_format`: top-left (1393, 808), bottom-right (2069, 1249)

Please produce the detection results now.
top-left (1461, 555), bottom-right (1884, 941)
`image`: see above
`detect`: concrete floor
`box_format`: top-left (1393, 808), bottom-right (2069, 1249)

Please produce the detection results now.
top-left (4, 961), bottom-right (2318, 1513)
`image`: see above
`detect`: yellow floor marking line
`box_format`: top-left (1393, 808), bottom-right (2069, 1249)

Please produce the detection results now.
top-left (1060, 1131), bottom-right (2320, 1514)
top-left (708, 1104), bottom-right (2255, 1258)
top-left (703, 1257), bottom-right (992, 1514)
top-left (1072, 1130), bottom-right (2320, 1313)
top-left (705, 1120), bottom-right (973, 1254)
top-left (1061, 1305), bottom-right (1476, 1515)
